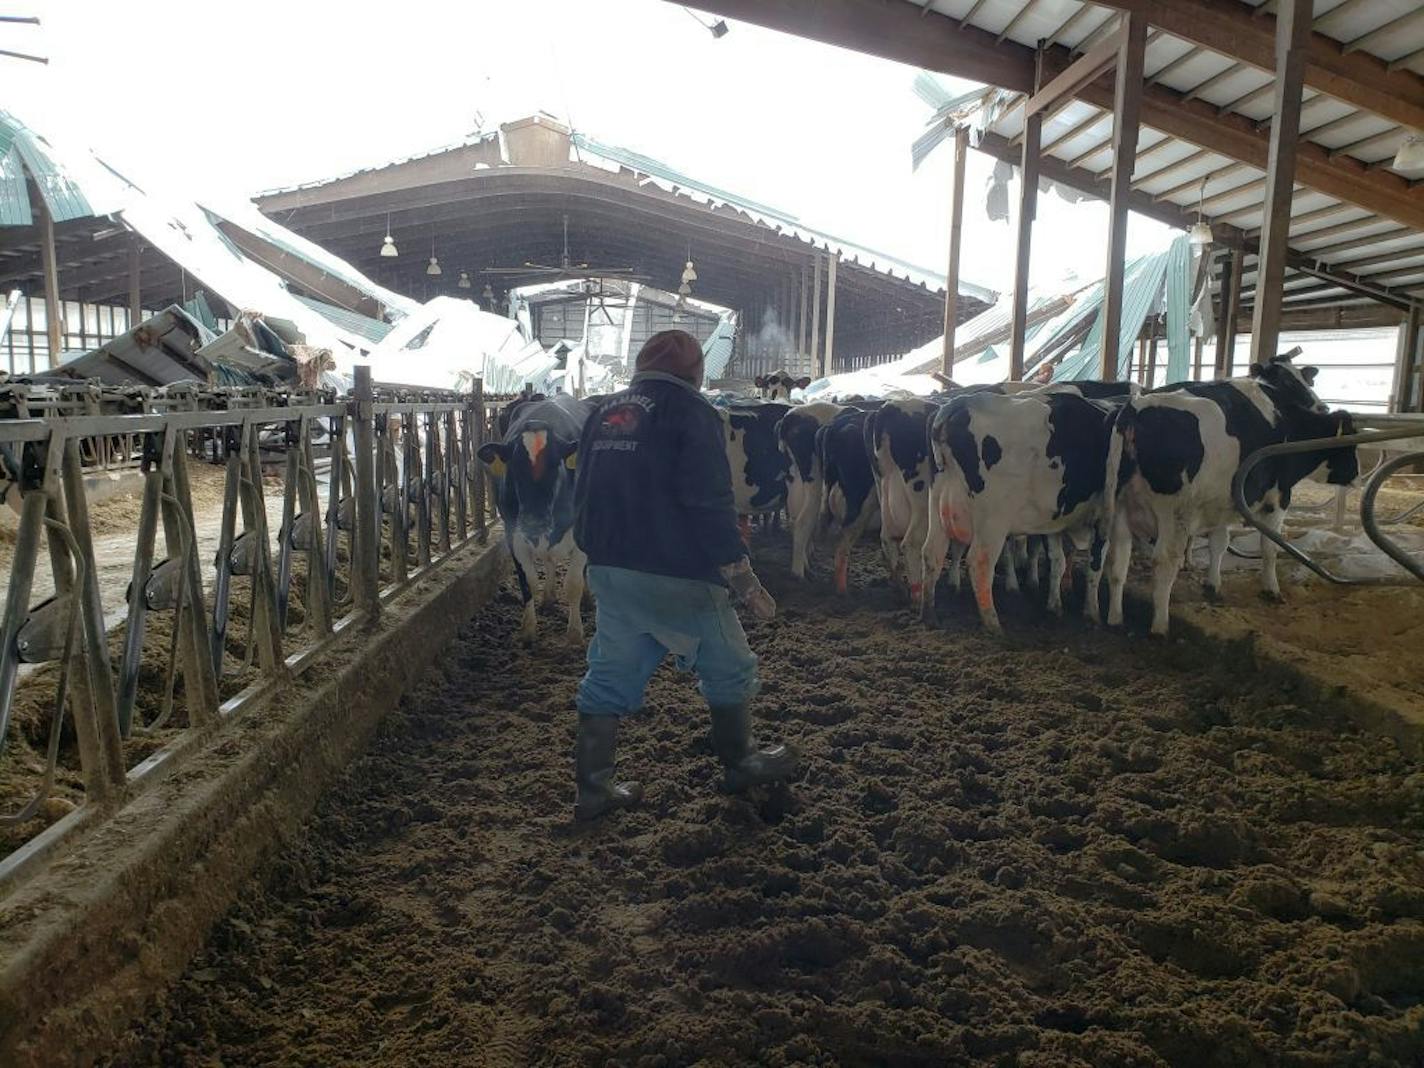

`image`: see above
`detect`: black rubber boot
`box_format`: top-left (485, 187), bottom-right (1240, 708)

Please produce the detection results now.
top-left (574, 714), bottom-right (643, 821)
top-left (708, 705), bottom-right (800, 792)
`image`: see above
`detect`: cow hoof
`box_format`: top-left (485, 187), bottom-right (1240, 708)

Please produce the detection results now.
top-left (516, 629), bottom-right (537, 647)
top-left (1202, 584), bottom-right (1223, 603)
top-left (1259, 589), bottom-right (1285, 605)
top-left (1047, 603), bottom-right (1064, 618)
top-left (566, 630), bottom-right (585, 649)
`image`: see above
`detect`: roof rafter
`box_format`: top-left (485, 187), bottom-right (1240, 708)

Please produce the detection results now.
top-left (681, 0), bottom-right (1424, 233)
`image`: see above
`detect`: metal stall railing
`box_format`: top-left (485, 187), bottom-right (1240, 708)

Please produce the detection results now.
top-left (0, 370), bottom-right (511, 881)
top-left (1232, 415), bottom-right (1424, 585)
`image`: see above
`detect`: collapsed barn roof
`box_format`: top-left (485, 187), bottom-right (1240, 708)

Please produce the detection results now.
top-left (254, 114), bottom-right (998, 365)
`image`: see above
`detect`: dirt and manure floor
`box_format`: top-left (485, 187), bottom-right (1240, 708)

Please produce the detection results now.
top-left (108, 535), bottom-right (1424, 1068)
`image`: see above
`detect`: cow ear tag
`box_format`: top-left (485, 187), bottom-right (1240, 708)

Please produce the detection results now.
top-left (564, 452), bottom-right (578, 471)
top-left (489, 457), bottom-right (507, 478)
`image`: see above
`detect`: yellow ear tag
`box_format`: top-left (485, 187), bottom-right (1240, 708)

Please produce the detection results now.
top-left (564, 452), bottom-right (578, 471)
top-left (489, 457), bottom-right (507, 478)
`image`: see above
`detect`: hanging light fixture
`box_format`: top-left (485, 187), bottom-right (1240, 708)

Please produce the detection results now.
top-left (678, 281), bottom-right (692, 297)
top-left (457, 270), bottom-right (472, 289)
top-left (1188, 178), bottom-right (1213, 247)
top-left (482, 283), bottom-right (495, 308)
top-left (681, 259), bottom-right (697, 284)
top-left (1393, 133), bottom-right (1424, 173)
top-left (379, 213), bottom-right (398, 258)
top-left (426, 238), bottom-right (442, 277)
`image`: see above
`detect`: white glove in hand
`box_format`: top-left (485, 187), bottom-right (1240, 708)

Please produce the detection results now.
top-left (720, 557), bottom-right (777, 621)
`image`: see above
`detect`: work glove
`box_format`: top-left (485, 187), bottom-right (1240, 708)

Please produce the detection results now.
top-left (720, 557), bottom-right (777, 621)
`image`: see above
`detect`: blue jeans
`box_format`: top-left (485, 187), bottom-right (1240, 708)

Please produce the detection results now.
top-left (576, 565), bottom-right (759, 716)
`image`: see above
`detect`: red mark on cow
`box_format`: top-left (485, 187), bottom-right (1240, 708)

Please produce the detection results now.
top-left (524, 430), bottom-right (548, 480)
top-left (835, 550), bottom-right (849, 595)
top-left (738, 516), bottom-right (752, 547)
top-left (909, 581), bottom-right (923, 602)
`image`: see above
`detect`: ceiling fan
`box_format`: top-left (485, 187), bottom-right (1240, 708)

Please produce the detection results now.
top-left (483, 214), bottom-right (649, 283)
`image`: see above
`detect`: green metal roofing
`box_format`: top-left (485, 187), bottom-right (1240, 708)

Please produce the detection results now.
top-left (1051, 244), bottom-right (1176, 382)
top-left (0, 110), bottom-right (96, 226)
top-left (292, 293), bottom-right (394, 344)
top-left (1163, 235), bottom-right (1193, 383)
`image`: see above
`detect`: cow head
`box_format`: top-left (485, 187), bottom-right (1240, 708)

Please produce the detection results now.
top-left (1250, 352), bottom-right (1326, 413)
top-left (755, 370), bottom-right (812, 402)
top-left (477, 425), bottom-right (579, 528)
top-left (1277, 407), bottom-right (1360, 490)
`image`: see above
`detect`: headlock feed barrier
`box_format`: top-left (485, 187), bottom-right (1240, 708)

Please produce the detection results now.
top-left (0, 368), bottom-right (515, 883)
top-left (1232, 413), bottom-right (1424, 585)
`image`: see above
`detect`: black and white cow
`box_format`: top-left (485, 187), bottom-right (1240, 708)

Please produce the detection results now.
top-left (776, 401), bottom-right (845, 578)
top-left (478, 394), bottom-right (591, 645)
top-left (865, 397), bottom-right (941, 603)
top-left (1104, 354), bottom-right (1357, 636)
top-left (719, 401), bottom-right (792, 541)
top-left (756, 369), bottom-right (812, 403)
top-left (921, 389), bottom-right (1120, 631)
top-left (817, 408), bottom-right (880, 594)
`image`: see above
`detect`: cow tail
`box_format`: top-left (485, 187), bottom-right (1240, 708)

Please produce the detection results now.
top-left (1102, 403), bottom-right (1132, 534)
top-left (815, 423), bottom-right (835, 530)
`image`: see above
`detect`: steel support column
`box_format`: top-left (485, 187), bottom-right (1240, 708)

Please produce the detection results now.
top-left (1009, 112), bottom-right (1042, 381)
top-left (1216, 247), bottom-right (1244, 376)
top-left (1099, 11), bottom-right (1147, 379)
top-left (37, 198), bottom-right (61, 365)
top-left (1249, 0), bottom-right (1312, 366)
top-left (942, 126), bottom-right (969, 378)
top-left (810, 252), bottom-right (823, 379)
top-left (1392, 303), bottom-right (1423, 413)
top-left (825, 252), bottom-right (839, 374)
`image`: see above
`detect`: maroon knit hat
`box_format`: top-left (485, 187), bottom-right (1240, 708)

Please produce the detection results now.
top-left (635, 329), bottom-right (704, 385)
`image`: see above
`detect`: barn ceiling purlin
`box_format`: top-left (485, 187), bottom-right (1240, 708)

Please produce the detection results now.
top-left (677, 0), bottom-right (1424, 389)
top-left (255, 115), bottom-right (996, 366)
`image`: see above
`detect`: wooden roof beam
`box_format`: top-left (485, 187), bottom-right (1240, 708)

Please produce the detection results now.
top-left (680, 2), bottom-right (1424, 233)
top-left (1094, 0), bottom-right (1424, 133)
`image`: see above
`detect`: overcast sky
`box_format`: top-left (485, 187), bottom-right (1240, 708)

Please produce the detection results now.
top-left (8, 0), bottom-right (1174, 297)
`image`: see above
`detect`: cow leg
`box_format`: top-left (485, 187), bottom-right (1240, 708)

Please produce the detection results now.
top-left (948, 539), bottom-right (966, 593)
top-left (1258, 504), bottom-right (1286, 603)
top-left (1149, 521), bottom-right (1189, 637)
top-left (970, 532), bottom-right (1007, 632)
top-left (1204, 525), bottom-right (1229, 601)
top-left (902, 491), bottom-right (931, 607)
top-left (1106, 509), bottom-right (1133, 628)
top-left (1026, 536), bottom-right (1044, 593)
top-left (920, 491), bottom-right (952, 621)
top-left (564, 545), bottom-right (588, 646)
top-left (1046, 535), bottom-right (1067, 615)
top-left (1000, 542), bottom-right (1021, 594)
top-left (511, 534), bottom-right (540, 644)
top-left (1084, 527), bottom-right (1107, 625)
top-left (879, 483), bottom-right (903, 590)
top-left (540, 554), bottom-right (560, 609)
top-left (789, 480), bottom-right (818, 580)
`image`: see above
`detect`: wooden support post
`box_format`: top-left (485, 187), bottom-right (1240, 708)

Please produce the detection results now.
top-left (825, 252), bottom-right (839, 374)
top-left (1392, 303), bottom-right (1423, 413)
top-left (1216, 247), bottom-right (1244, 376)
top-left (1009, 112), bottom-right (1042, 381)
top-left (1193, 335), bottom-right (1205, 380)
top-left (37, 198), bottom-right (62, 365)
top-left (128, 239), bottom-right (142, 326)
top-left (798, 264), bottom-right (809, 372)
top-left (942, 125), bottom-right (969, 379)
top-left (1145, 328), bottom-right (1159, 388)
top-left (1099, 11), bottom-right (1147, 380)
top-left (810, 252), bottom-right (823, 379)
top-left (352, 366), bottom-right (380, 618)
top-left (1249, 0), bottom-right (1312, 367)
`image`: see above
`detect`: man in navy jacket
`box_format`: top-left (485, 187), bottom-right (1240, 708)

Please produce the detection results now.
top-left (571, 330), bottom-right (799, 820)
